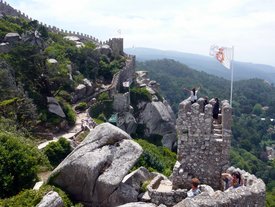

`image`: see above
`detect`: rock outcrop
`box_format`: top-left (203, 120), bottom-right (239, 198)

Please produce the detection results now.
top-left (4, 32), bottom-right (21, 42)
top-left (117, 202), bottom-right (158, 207)
top-left (36, 191), bottom-right (63, 207)
top-left (139, 101), bottom-right (175, 136)
top-left (117, 112), bottom-right (137, 135)
top-left (47, 97), bottom-right (66, 118)
top-left (73, 78), bottom-right (94, 102)
top-left (134, 71), bottom-right (177, 149)
top-left (48, 123), bottom-right (143, 207)
top-left (95, 44), bottom-right (113, 57)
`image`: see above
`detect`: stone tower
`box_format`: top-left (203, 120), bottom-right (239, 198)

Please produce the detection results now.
top-left (172, 98), bottom-right (232, 190)
top-left (107, 38), bottom-right (124, 58)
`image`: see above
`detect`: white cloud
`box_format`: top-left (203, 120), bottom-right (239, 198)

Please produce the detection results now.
top-left (6, 0), bottom-right (275, 66)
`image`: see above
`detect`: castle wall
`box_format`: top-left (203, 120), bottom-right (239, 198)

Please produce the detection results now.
top-left (0, 1), bottom-right (100, 44)
top-left (103, 38), bottom-right (124, 58)
top-left (147, 175), bottom-right (187, 207)
top-left (148, 166), bottom-right (265, 207)
top-left (108, 55), bottom-right (135, 97)
top-left (172, 100), bottom-right (232, 190)
top-left (173, 167), bottom-right (266, 207)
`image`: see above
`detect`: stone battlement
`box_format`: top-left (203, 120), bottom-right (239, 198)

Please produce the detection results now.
top-left (0, 1), bottom-right (126, 58)
top-left (0, 0), bottom-right (100, 43)
top-left (174, 166), bottom-right (266, 207)
top-left (172, 99), bottom-right (232, 190)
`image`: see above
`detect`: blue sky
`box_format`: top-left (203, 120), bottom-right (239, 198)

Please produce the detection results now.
top-left (6, 0), bottom-right (275, 66)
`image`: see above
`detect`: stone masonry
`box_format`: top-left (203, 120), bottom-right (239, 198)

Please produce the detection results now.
top-left (172, 99), bottom-right (232, 190)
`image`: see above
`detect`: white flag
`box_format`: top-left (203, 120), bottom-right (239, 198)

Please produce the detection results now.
top-left (210, 45), bottom-right (233, 69)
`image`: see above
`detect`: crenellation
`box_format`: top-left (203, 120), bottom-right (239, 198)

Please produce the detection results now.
top-left (173, 99), bottom-right (232, 190)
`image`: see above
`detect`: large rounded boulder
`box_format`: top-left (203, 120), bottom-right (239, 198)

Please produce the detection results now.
top-left (48, 123), bottom-right (143, 207)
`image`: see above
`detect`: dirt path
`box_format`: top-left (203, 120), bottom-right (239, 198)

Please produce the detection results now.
top-left (37, 110), bottom-right (90, 150)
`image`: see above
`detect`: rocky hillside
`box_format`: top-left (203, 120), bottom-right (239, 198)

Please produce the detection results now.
top-left (0, 9), bottom-right (178, 204)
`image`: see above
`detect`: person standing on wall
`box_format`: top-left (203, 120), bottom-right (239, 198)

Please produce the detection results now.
top-left (212, 97), bottom-right (220, 123)
top-left (183, 86), bottom-right (200, 104)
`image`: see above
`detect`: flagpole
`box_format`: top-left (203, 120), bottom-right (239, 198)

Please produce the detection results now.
top-left (230, 46), bottom-right (234, 107)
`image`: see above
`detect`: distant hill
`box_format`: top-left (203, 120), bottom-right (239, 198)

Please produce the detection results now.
top-left (136, 59), bottom-right (275, 117)
top-left (125, 47), bottom-right (275, 84)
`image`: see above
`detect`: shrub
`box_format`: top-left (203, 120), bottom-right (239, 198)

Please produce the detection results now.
top-left (266, 190), bottom-right (275, 207)
top-left (140, 180), bottom-right (151, 193)
top-left (89, 100), bottom-right (113, 119)
top-left (60, 101), bottom-right (76, 126)
top-left (0, 132), bottom-right (49, 198)
top-left (147, 134), bottom-right (163, 146)
top-left (0, 185), bottom-right (75, 207)
top-left (93, 118), bottom-right (105, 125)
top-left (133, 139), bottom-right (176, 176)
top-left (43, 138), bottom-right (72, 167)
top-left (57, 90), bottom-right (72, 103)
top-left (98, 92), bottom-right (110, 102)
top-left (98, 113), bottom-right (106, 121)
top-left (130, 87), bottom-right (152, 106)
top-left (75, 102), bottom-right (87, 111)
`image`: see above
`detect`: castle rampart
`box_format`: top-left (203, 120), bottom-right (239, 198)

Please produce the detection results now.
top-left (0, 1), bottom-right (127, 55)
top-left (172, 99), bottom-right (232, 190)
top-left (107, 55), bottom-right (136, 97)
top-left (173, 167), bottom-right (266, 207)
top-left (0, 1), bottom-right (100, 44)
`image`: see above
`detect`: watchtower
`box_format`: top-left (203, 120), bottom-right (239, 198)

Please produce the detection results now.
top-left (172, 98), bottom-right (232, 190)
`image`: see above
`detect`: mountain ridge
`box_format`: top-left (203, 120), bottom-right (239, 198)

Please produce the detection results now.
top-left (125, 47), bottom-right (275, 84)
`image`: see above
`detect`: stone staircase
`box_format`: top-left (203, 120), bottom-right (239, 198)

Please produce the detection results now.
top-left (213, 123), bottom-right (222, 141)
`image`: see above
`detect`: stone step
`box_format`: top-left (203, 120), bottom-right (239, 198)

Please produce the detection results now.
top-left (215, 138), bottom-right (223, 142)
top-left (213, 124), bottom-right (222, 129)
top-left (214, 133), bottom-right (223, 139)
top-left (157, 179), bottom-right (173, 192)
top-left (214, 129), bottom-right (222, 134)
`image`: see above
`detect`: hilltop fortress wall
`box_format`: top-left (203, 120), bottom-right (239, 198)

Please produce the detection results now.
top-left (0, 0), bottom-right (99, 43)
top-left (107, 54), bottom-right (136, 97)
top-left (0, 1), bottom-right (125, 58)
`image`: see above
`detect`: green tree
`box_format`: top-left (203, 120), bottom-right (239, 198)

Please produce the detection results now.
top-left (133, 139), bottom-right (176, 176)
top-left (43, 138), bottom-right (72, 167)
top-left (0, 131), bottom-right (49, 198)
top-left (252, 103), bottom-right (263, 116)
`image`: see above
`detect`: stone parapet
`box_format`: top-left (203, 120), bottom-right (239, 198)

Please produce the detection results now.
top-left (147, 175), bottom-right (187, 207)
top-left (108, 55), bottom-right (135, 96)
top-left (173, 99), bottom-right (232, 190)
top-left (173, 167), bottom-right (266, 207)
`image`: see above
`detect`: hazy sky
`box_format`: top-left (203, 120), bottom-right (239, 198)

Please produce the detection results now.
top-left (6, 0), bottom-right (275, 66)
